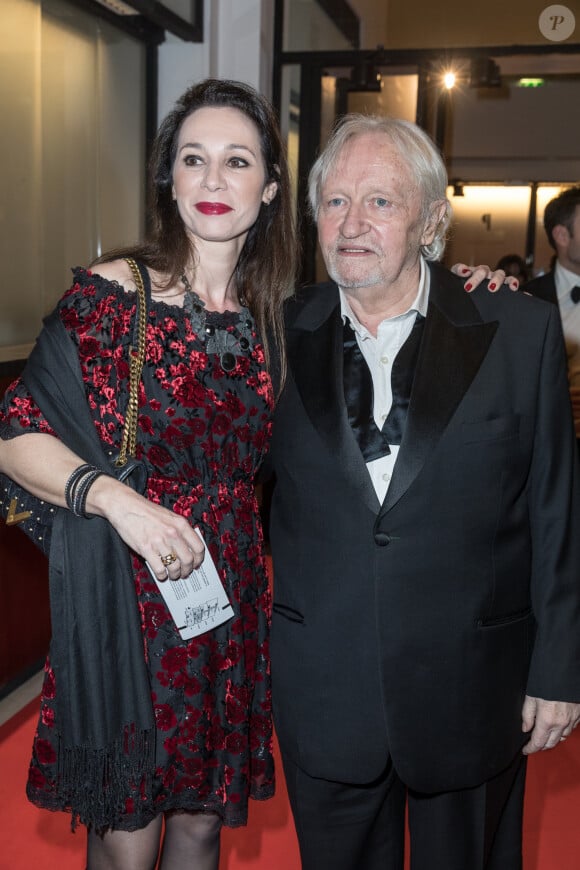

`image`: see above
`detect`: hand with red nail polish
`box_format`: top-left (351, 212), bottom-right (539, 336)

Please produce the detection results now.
top-left (452, 263), bottom-right (517, 294)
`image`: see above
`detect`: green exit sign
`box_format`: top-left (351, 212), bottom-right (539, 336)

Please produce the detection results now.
top-left (517, 78), bottom-right (545, 88)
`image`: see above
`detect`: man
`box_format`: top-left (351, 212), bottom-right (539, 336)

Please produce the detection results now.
top-left (524, 186), bottom-right (580, 445)
top-left (267, 116), bottom-right (580, 869)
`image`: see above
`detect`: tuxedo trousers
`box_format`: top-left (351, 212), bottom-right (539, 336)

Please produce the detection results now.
top-left (281, 749), bottom-right (526, 870)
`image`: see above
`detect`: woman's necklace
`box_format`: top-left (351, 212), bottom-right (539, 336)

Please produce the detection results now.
top-left (180, 273), bottom-right (254, 373)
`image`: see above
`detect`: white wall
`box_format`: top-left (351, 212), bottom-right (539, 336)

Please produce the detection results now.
top-left (0, 0), bottom-right (145, 360)
top-left (158, 0), bottom-right (275, 122)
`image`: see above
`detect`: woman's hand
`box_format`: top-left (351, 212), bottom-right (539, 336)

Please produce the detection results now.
top-left (88, 475), bottom-right (205, 581)
top-left (452, 263), bottom-right (520, 293)
top-left (1, 433), bottom-right (205, 581)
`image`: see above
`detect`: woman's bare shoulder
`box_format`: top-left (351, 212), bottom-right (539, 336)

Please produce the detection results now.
top-left (89, 258), bottom-right (135, 291)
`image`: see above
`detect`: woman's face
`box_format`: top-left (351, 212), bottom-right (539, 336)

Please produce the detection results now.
top-left (171, 106), bottom-right (277, 249)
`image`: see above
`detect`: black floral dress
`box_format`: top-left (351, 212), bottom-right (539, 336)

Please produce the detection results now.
top-left (1, 268), bottom-right (275, 830)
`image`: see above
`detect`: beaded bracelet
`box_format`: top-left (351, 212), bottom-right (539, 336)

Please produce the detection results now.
top-left (73, 468), bottom-right (104, 518)
top-left (64, 464), bottom-right (93, 511)
top-left (64, 464), bottom-right (104, 518)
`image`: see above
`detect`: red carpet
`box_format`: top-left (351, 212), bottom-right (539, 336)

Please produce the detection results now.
top-left (0, 698), bottom-right (300, 870)
top-left (2, 699), bottom-right (580, 868)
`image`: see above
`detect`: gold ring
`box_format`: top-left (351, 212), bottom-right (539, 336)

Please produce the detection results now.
top-left (160, 552), bottom-right (178, 567)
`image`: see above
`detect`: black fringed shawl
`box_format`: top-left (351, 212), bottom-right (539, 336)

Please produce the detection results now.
top-left (22, 307), bottom-right (155, 831)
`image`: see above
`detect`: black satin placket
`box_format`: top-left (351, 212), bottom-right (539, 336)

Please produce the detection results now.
top-left (343, 313), bottom-right (425, 462)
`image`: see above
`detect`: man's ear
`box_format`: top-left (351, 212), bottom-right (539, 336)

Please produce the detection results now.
top-left (552, 224), bottom-right (570, 248)
top-left (422, 200), bottom-right (449, 246)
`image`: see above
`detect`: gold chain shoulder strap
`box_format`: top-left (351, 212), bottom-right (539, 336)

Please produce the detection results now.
top-left (115, 257), bottom-right (147, 467)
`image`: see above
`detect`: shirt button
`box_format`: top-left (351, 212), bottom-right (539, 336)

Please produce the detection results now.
top-left (380, 356), bottom-right (389, 364)
top-left (380, 413), bottom-right (387, 422)
top-left (382, 473), bottom-right (391, 482)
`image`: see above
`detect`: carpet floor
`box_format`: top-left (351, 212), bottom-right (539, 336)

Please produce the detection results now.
top-left (1, 697), bottom-right (580, 868)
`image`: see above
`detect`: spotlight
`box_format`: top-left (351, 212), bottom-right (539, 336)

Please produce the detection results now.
top-left (347, 62), bottom-right (382, 93)
top-left (443, 71), bottom-right (456, 90)
top-left (469, 58), bottom-right (501, 88)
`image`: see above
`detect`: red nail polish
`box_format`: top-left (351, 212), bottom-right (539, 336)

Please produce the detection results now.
top-left (465, 282), bottom-right (472, 292)
top-left (489, 282), bottom-right (496, 290)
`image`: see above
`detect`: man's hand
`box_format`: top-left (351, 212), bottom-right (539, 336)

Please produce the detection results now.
top-left (521, 695), bottom-right (580, 754)
top-left (451, 263), bottom-right (520, 293)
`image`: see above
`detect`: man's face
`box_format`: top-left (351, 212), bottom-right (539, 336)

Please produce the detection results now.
top-left (558, 204), bottom-right (580, 275)
top-left (317, 132), bottom-right (436, 295)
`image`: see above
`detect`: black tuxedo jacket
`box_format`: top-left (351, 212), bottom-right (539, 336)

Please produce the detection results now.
top-left (268, 262), bottom-right (580, 794)
top-left (523, 270), bottom-right (558, 306)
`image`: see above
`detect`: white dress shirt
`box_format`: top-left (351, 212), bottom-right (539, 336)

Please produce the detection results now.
top-left (555, 261), bottom-right (580, 396)
top-left (339, 259), bottom-right (430, 503)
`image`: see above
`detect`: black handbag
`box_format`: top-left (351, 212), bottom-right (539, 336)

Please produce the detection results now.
top-left (0, 258), bottom-right (148, 556)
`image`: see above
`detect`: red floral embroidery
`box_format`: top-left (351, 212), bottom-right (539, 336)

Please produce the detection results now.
top-left (41, 705), bottom-right (55, 728)
top-left (155, 704), bottom-right (178, 732)
top-left (43, 667), bottom-right (56, 700)
top-left (35, 739), bottom-right (57, 765)
top-left (27, 767), bottom-right (48, 790)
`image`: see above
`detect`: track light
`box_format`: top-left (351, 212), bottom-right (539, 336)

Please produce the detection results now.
top-left (347, 62), bottom-right (382, 93)
top-left (470, 58), bottom-right (501, 88)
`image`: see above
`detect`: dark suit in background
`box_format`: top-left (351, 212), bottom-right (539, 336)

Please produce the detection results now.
top-left (524, 270), bottom-right (557, 305)
top-left (525, 270), bottom-right (580, 455)
top-left (524, 187), bottom-right (580, 452)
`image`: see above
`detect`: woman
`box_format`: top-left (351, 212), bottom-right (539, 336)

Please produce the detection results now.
top-left (0, 78), bottom-right (294, 870)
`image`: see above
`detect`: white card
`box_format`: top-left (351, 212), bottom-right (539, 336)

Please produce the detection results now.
top-left (146, 530), bottom-right (234, 639)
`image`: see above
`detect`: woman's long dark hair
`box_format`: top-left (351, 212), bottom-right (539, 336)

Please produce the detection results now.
top-left (96, 78), bottom-right (296, 388)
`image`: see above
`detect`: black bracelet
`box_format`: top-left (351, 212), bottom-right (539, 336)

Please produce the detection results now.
top-left (72, 468), bottom-right (104, 519)
top-left (64, 464), bottom-right (94, 513)
top-left (64, 464), bottom-right (106, 518)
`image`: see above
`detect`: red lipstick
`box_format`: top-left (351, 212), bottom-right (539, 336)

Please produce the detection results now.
top-left (195, 202), bottom-right (233, 215)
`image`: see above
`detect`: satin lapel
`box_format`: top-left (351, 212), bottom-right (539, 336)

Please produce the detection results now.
top-left (380, 284), bottom-right (498, 517)
top-left (287, 305), bottom-right (381, 514)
